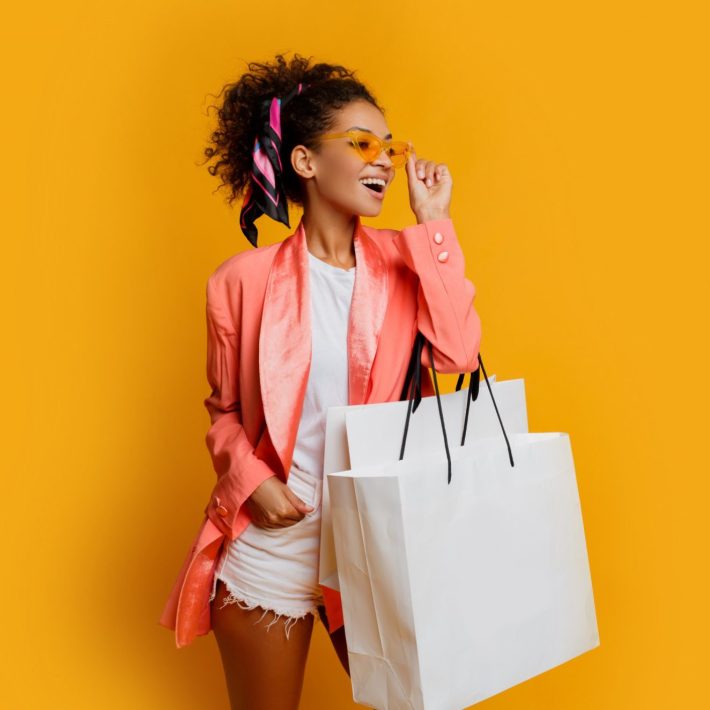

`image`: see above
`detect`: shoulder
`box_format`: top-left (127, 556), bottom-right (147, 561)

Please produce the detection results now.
top-left (205, 242), bottom-right (280, 328)
top-left (207, 242), bottom-right (280, 295)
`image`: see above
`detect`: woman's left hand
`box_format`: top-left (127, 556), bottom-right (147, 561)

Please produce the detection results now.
top-left (404, 144), bottom-right (452, 222)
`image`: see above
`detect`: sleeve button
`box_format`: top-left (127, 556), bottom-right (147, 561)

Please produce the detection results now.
top-left (433, 231), bottom-right (444, 244)
top-left (216, 505), bottom-right (228, 517)
top-left (437, 250), bottom-right (449, 262)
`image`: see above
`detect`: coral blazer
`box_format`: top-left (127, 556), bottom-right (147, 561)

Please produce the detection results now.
top-left (159, 213), bottom-right (482, 648)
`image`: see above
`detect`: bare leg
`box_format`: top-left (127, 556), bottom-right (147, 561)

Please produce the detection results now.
top-left (211, 579), bottom-right (315, 710)
top-left (317, 604), bottom-right (350, 677)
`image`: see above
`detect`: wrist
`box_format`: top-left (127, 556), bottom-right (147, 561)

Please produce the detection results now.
top-left (415, 210), bottom-right (451, 224)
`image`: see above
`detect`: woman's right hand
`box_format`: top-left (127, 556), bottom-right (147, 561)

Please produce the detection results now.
top-left (245, 476), bottom-right (315, 529)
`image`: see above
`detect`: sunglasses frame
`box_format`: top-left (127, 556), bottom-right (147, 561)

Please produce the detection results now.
top-left (318, 129), bottom-right (412, 168)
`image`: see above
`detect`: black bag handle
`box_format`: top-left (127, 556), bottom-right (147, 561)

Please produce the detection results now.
top-left (400, 342), bottom-right (480, 446)
top-left (399, 331), bottom-right (515, 484)
top-left (454, 370), bottom-right (480, 446)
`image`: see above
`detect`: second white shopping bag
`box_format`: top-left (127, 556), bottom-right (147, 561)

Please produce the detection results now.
top-left (326, 333), bottom-right (600, 709)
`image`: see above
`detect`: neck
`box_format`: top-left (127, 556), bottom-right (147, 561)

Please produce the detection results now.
top-left (301, 206), bottom-right (359, 269)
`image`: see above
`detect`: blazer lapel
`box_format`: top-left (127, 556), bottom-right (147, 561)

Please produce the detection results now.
top-left (259, 214), bottom-right (389, 478)
top-left (347, 215), bottom-right (389, 406)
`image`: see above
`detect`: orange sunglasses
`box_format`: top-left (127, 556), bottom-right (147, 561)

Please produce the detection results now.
top-left (318, 129), bottom-right (412, 168)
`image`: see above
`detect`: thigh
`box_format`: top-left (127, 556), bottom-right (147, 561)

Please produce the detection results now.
top-left (317, 604), bottom-right (350, 677)
top-left (211, 578), bottom-right (315, 710)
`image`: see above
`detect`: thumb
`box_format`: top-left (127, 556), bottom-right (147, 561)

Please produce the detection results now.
top-left (284, 487), bottom-right (314, 513)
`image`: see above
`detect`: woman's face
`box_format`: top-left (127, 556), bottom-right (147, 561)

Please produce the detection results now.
top-left (294, 100), bottom-right (397, 218)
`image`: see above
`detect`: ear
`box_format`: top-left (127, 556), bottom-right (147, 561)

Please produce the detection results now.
top-left (291, 144), bottom-right (316, 180)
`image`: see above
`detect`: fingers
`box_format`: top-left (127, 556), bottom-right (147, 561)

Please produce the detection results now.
top-left (268, 492), bottom-right (313, 528)
top-left (434, 163), bottom-right (449, 182)
top-left (415, 160), bottom-right (432, 185)
top-left (411, 153), bottom-right (449, 187)
top-left (258, 505), bottom-right (304, 529)
top-left (285, 487), bottom-right (314, 513)
top-left (248, 483), bottom-right (315, 529)
top-left (280, 501), bottom-right (306, 522)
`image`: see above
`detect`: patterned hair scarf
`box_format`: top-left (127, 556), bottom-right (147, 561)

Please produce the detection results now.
top-left (239, 82), bottom-right (309, 246)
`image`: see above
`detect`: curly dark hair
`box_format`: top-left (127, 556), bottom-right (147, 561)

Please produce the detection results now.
top-left (201, 52), bottom-right (384, 210)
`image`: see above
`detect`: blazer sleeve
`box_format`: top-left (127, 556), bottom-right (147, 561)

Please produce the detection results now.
top-left (202, 274), bottom-right (277, 539)
top-left (392, 217), bottom-right (482, 373)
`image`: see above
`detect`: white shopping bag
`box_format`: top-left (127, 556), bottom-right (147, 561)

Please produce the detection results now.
top-left (326, 335), bottom-right (600, 709)
top-left (319, 373), bottom-right (528, 593)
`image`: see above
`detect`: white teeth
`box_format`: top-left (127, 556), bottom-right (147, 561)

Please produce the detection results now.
top-left (359, 177), bottom-right (386, 187)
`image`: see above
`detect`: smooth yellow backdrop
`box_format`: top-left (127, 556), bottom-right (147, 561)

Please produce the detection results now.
top-left (2, 1), bottom-right (708, 708)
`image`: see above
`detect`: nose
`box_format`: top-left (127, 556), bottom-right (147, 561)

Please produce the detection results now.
top-left (372, 148), bottom-right (394, 170)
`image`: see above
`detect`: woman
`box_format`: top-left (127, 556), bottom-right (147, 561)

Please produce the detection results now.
top-left (159, 52), bottom-right (482, 709)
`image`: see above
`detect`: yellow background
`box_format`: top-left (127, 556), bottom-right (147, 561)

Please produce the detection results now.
top-left (2, 1), bottom-right (708, 707)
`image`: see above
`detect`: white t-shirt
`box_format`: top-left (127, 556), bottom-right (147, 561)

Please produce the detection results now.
top-left (290, 251), bottom-right (356, 479)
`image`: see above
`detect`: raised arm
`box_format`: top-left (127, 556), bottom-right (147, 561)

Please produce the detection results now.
top-left (392, 216), bottom-right (482, 373)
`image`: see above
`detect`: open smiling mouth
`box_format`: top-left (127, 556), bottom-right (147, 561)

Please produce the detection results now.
top-left (359, 179), bottom-right (386, 196)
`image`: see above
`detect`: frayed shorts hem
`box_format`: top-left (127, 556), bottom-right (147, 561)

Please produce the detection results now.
top-left (213, 577), bottom-right (323, 640)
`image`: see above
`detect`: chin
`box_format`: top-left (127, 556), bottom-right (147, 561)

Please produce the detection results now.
top-left (332, 191), bottom-right (385, 218)
top-left (358, 197), bottom-right (385, 217)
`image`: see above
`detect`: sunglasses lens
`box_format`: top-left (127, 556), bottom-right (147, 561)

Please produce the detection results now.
top-left (350, 133), bottom-right (410, 167)
top-left (389, 142), bottom-right (410, 167)
top-left (353, 134), bottom-right (380, 161)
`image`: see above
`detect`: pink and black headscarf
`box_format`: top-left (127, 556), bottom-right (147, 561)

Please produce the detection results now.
top-left (239, 82), bottom-right (309, 247)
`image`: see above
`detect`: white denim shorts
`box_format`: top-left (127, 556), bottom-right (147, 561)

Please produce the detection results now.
top-left (209, 464), bottom-right (325, 639)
